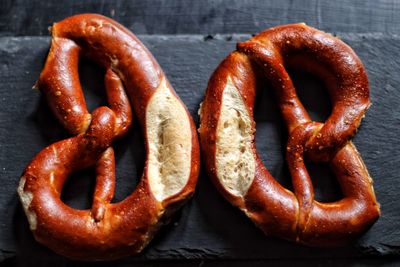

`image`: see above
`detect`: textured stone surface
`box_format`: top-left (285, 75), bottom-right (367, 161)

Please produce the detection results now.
top-left (0, 33), bottom-right (399, 263)
top-left (1, 0), bottom-right (400, 36)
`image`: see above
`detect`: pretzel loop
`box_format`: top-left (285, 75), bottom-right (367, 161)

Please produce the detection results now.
top-left (18, 14), bottom-right (200, 261)
top-left (237, 26), bottom-right (370, 161)
top-left (285, 121), bottom-right (378, 243)
top-left (199, 23), bottom-right (380, 246)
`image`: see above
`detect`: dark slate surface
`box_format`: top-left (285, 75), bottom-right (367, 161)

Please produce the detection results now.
top-left (0, 32), bottom-right (400, 264)
top-left (1, 0), bottom-right (400, 36)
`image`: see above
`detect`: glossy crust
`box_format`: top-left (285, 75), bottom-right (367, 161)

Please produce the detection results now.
top-left (18, 14), bottom-right (200, 260)
top-left (199, 23), bottom-right (380, 246)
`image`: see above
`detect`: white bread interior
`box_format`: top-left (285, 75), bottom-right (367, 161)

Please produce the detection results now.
top-left (146, 78), bottom-right (192, 201)
top-left (17, 176), bottom-right (37, 230)
top-left (215, 77), bottom-right (255, 197)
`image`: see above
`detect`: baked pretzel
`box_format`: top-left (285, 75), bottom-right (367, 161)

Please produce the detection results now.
top-left (199, 23), bottom-right (380, 246)
top-left (17, 14), bottom-right (200, 260)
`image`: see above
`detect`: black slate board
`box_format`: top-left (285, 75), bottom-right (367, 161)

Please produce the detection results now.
top-left (2, 0), bottom-right (400, 36)
top-left (0, 33), bottom-right (400, 263)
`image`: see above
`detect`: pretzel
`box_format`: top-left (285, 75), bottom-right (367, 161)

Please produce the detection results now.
top-left (199, 23), bottom-right (380, 246)
top-left (17, 14), bottom-right (200, 260)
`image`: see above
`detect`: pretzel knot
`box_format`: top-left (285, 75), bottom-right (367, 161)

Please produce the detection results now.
top-left (17, 14), bottom-right (200, 260)
top-left (199, 23), bottom-right (380, 246)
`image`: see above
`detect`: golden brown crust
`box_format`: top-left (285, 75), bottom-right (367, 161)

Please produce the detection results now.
top-left (18, 14), bottom-right (200, 261)
top-left (199, 23), bottom-right (380, 246)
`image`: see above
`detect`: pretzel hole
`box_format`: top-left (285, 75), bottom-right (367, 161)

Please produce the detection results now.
top-left (78, 58), bottom-right (108, 112)
top-left (304, 162), bottom-right (343, 202)
top-left (288, 69), bottom-right (332, 122)
top-left (112, 128), bottom-right (144, 203)
top-left (254, 76), bottom-right (292, 189)
top-left (61, 168), bottom-right (96, 210)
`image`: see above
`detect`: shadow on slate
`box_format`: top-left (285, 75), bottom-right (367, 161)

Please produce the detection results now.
top-left (0, 33), bottom-right (400, 263)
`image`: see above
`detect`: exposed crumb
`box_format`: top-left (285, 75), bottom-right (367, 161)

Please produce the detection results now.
top-left (17, 176), bottom-right (37, 230)
top-left (146, 78), bottom-right (192, 201)
top-left (215, 76), bottom-right (255, 197)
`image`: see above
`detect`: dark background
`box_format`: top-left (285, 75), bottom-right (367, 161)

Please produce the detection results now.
top-left (1, 0), bottom-right (400, 266)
